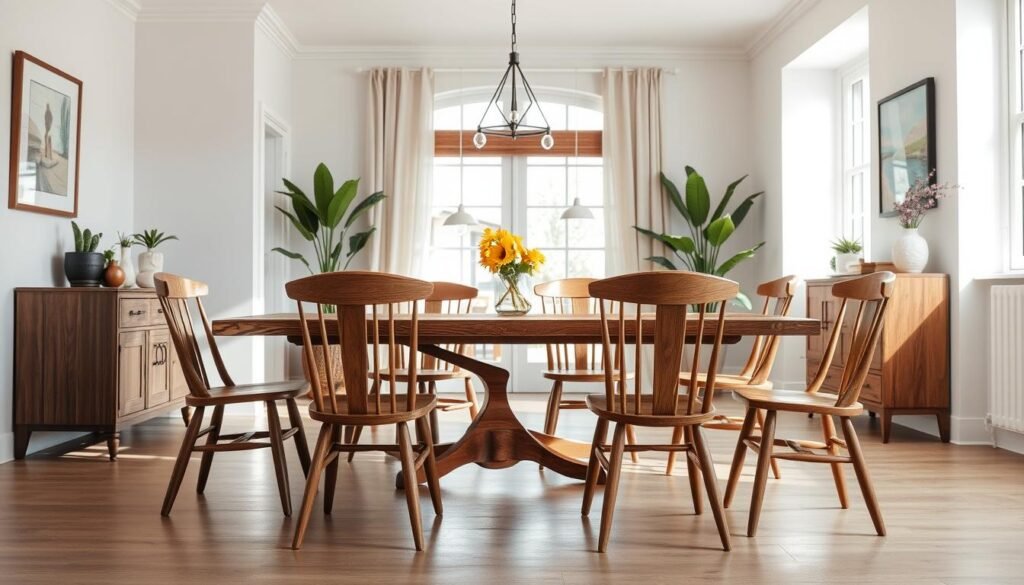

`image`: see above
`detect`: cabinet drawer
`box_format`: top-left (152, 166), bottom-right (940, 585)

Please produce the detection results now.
top-left (119, 299), bottom-right (152, 328)
top-left (859, 373), bottom-right (882, 404)
top-left (821, 365), bottom-right (844, 393)
top-left (148, 299), bottom-right (168, 327)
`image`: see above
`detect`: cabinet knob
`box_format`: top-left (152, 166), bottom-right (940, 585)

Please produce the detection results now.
top-left (129, 309), bottom-right (146, 317)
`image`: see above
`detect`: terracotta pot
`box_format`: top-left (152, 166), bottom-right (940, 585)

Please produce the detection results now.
top-left (104, 260), bottom-right (126, 287)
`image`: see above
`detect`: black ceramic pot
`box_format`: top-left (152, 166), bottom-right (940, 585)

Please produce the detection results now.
top-left (64, 252), bottom-right (105, 287)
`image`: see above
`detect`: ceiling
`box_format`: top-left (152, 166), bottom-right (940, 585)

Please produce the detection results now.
top-left (250, 0), bottom-right (804, 52)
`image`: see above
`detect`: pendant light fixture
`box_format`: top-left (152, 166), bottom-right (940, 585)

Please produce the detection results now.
top-left (473, 0), bottom-right (553, 150)
top-left (444, 71), bottom-right (478, 230)
top-left (561, 69), bottom-right (594, 220)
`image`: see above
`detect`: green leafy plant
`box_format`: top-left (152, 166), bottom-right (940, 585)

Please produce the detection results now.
top-left (116, 232), bottom-right (134, 248)
top-left (133, 229), bottom-right (178, 250)
top-left (830, 237), bottom-right (863, 254)
top-left (102, 248), bottom-right (116, 266)
top-left (273, 162), bottom-right (386, 273)
top-left (71, 221), bottom-right (102, 253)
top-left (635, 167), bottom-right (764, 309)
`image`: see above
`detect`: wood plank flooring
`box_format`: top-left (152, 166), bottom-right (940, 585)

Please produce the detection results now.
top-left (1, 393), bottom-right (1022, 584)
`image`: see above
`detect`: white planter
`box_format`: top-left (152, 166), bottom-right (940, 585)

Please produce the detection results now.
top-left (119, 245), bottom-right (136, 288)
top-left (891, 228), bottom-right (929, 273)
top-left (136, 250), bottom-right (164, 288)
top-left (835, 252), bottom-right (861, 274)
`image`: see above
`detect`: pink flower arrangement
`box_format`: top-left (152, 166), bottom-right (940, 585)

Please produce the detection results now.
top-left (894, 170), bottom-right (960, 229)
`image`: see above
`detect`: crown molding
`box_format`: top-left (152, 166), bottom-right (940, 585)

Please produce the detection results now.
top-left (256, 4), bottom-right (300, 58)
top-left (105, 0), bottom-right (141, 21)
top-left (136, 0), bottom-right (266, 23)
top-left (293, 45), bottom-right (748, 62)
top-left (745, 0), bottom-right (822, 59)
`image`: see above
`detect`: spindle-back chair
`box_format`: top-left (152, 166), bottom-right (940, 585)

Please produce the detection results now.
top-left (581, 271), bottom-right (739, 552)
top-left (286, 271), bottom-right (441, 551)
top-left (724, 271), bottom-right (895, 538)
top-left (154, 273), bottom-right (310, 518)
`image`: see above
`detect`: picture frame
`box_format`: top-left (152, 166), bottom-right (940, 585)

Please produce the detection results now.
top-left (8, 50), bottom-right (83, 218)
top-left (877, 77), bottom-right (935, 218)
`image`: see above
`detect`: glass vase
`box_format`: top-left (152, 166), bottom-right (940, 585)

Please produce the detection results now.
top-left (494, 272), bottom-right (532, 316)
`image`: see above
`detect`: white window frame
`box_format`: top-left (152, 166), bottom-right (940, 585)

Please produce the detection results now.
top-left (1008, 0), bottom-right (1024, 269)
top-left (839, 60), bottom-right (871, 260)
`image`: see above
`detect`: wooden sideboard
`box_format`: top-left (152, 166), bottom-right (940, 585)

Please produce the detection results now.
top-left (806, 274), bottom-right (950, 442)
top-left (14, 288), bottom-right (189, 460)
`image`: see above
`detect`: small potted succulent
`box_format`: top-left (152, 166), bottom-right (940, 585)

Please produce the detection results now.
top-left (64, 221), bottom-right (104, 287)
top-left (133, 228), bottom-right (178, 288)
top-left (102, 248), bottom-right (126, 287)
top-left (829, 237), bottom-right (863, 275)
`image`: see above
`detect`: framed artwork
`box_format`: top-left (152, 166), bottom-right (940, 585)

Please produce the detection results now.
top-left (8, 50), bottom-right (83, 217)
top-left (878, 77), bottom-right (935, 218)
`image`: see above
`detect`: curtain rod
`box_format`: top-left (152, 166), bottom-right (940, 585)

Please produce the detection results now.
top-left (355, 67), bottom-right (678, 75)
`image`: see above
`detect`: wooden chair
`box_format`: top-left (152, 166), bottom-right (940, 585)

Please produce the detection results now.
top-left (534, 278), bottom-right (637, 462)
top-left (581, 271), bottom-right (738, 552)
top-left (287, 271), bottom-right (442, 551)
top-left (665, 275), bottom-right (799, 478)
top-left (154, 273), bottom-right (310, 517)
top-left (724, 271), bottom-right (894, 538)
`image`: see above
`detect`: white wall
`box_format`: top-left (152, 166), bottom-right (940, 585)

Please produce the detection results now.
top-left (0, 0), bottom-right (136, 461)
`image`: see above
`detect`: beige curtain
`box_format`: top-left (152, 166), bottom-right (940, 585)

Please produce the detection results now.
top-left (602, 67), bottom-right (665, 275)
top-left (366, 67), bottom-right (434, 276)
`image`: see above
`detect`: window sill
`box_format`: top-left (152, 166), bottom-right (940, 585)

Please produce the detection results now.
top-left (973, 272), bottom-right (1024, 282)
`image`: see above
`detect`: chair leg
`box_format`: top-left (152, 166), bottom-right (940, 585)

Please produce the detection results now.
top-left (397, 421), bottom-right (425, 551)
top-left (285, 398), bottom-right (311, 476)
top-left (292, 423), bottom-right (334, 550)
top-left (692, 425), bottom-right (731, 551)
top-left (581, 417), bottom-right (609, 517)
top-left (464, 376), bottom-right (480, 419)
top-left (756, 409), bottom-right (781, 480)
top-left (266, 400), bottom-right (292, 517)
top-left (597, 422), bottom-right (627, 553)
top-left (822, 414), bottom-right (848, 509)
top-left (665, 426), bottom-right (684, 475)
top-left (625, 425), bottom-right (640, 464)
top-left (543, 381), bottom-right (563, 436)
top-left (416, 416), bottom-right (443, 516)
top-left (684, 426), bottom-right (703, 515)
top-left (725, 407), bottom-right (757, 508)
top-left (426, 381), bottom-right (440, 445)
top-left (161, 405), bottom-right (206, 516)
top-left (323, 424), bottom-right (343, 514)
top-left (747, 409), bottom-right (777, 537)
top-left (196, 405), bottom-right (224, 494)
top-left (841, 416), bottom-right (886, 536)
top-left (346, 426), bottom-right (364, 463)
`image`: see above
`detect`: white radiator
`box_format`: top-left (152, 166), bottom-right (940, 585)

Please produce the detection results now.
top-left (990, 285), bottom-right (1024, 432)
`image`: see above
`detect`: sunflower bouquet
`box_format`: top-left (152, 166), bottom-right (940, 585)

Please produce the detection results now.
top-left (478, 228), bottom-right (545, 315)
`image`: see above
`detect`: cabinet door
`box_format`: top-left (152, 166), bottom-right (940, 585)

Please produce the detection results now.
top-left (147, 330), bottom-right (171, 408)
top-left (168, 340), bottom-right (189, 400)
top-left (119, 331), bottom-right (147, 416)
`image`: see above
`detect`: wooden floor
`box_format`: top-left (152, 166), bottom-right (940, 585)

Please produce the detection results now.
top-left (2, 393), bottom-right (1022, 585)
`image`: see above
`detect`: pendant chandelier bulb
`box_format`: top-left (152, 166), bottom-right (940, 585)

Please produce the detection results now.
top-left (540, 133), bottom-right (554, 151)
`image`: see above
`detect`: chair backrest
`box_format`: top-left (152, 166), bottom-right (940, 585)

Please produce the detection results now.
top-left (740, 275), bottom-right (800, 384)
top-left (285, 271), bottom-right (434, 415)
top-left (154, 272), bottom-right (234, 397)
top-left (409, 281), bottom-right (477, 372)
top-left (588, 272), bottom-right (739, 417)
top-left (807, 272), bottom-right (895, 406)
top-left (535, 278), bottom-right (601, 371)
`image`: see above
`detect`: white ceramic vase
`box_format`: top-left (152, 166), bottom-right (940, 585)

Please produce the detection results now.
top-left (891, 228), bottom-right (929, 273)
top-left (119, 245), bottom-right (136, 288)
top-left (835, 252), bottom-right (861, 274)
top-left (136, 250), bottom-right (164, 288)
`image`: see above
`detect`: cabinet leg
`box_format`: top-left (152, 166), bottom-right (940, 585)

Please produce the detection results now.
top-left (14, 426), bottom-right (31, 459)
top-left (881, 411), bottom-right (892, 444)
top-left (868, 411), bottom-right (876, 419)
top-left (937, 412), bottom-right (951, 443)
top-left (106, 433), bottom-right (120, 461)
top-left (180, 407), bottom-right (191, 426)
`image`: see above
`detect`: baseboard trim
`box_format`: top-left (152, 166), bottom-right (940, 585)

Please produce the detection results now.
top-left (951, 416), bottom-right (992, 445)
top-left (993, 428), bottom-right (1024, 455)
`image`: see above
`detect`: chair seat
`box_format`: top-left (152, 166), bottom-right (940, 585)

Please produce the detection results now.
top-left (372, 369), bottom-right (470, 383)
top-left (585, 394), bottom-right (714, 427)
top-left (735, 388), bottom-right (864, 416)
top-left (679, 371), bottom-right (773, 391)
top-left (309, 395), bottom-right (436, 426)
top-left (543, 368), bottom-right (632, 382)
top-left (185, 380), bottom-right (307, 406)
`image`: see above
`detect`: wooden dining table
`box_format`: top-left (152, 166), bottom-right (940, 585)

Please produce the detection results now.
top-left (212, 313), bottom-right (819, 485)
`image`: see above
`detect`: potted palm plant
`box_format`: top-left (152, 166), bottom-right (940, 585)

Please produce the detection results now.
top-left (64, 221), bottom-right (104, 287)
top-left (133, 228), bottom-right (178, 288)
top-left (830, 238), bottom-right (863, 274)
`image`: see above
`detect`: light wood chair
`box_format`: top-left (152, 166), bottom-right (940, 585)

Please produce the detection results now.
top-left (581, 271), bottom-right (738, 552)
top-left (534, 278), bottom-right (637, 462)
top-left (154, 273), bottom-right (310, 517)
top-left (665, 275), bottom-right (799, 478)
top-left (287, 271), bottom-right (442, 551)
top-left (724, 271), bottom-right (895, 538)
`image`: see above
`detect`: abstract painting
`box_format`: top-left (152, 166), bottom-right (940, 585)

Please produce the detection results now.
top-left (878, 77), bottom-right (935, 217)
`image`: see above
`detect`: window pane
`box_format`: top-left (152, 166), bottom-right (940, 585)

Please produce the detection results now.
top-left (527, 156), bottom-right (566, 166)
top-left (463, 166), bottom-right (502, 207)
top-left (852, 121), bottom-right (864, 167)
top-left (465, 206), bottom-right (503, 228)
top-left (434, 105), bottom-right (461, 130)
top-left (568, 208), bottom-right (605, 247)
top-left (527, 208), bottom-right (566, 248)
top-left (432, 165), bottom-right (461, 208)
top-left (568, 250), bottom-right (605, 278)
top-left (535, 250), bottom-right (567, 282)
top-left (568, 105), bottom-right (603, 130)
top-left (851, 80), bottom-right (863, 122)
top-left (527, 166), bottom-right (567, 206)
top-left (569, 166), bottom-right (603, 206)
top-left (430, 212), bottom-right (466, 248)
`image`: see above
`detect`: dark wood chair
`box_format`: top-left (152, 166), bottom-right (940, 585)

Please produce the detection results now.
top-left (666, 275), bottom-right (799, 478)
top-left (154, 273), bottom-right (310, 517)
top-left (287, 271), bottom-right (442, 551)
top-left (581, 271), bottom-right (738, 552)
top-left (724, 271), bottom-right (895, 538)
